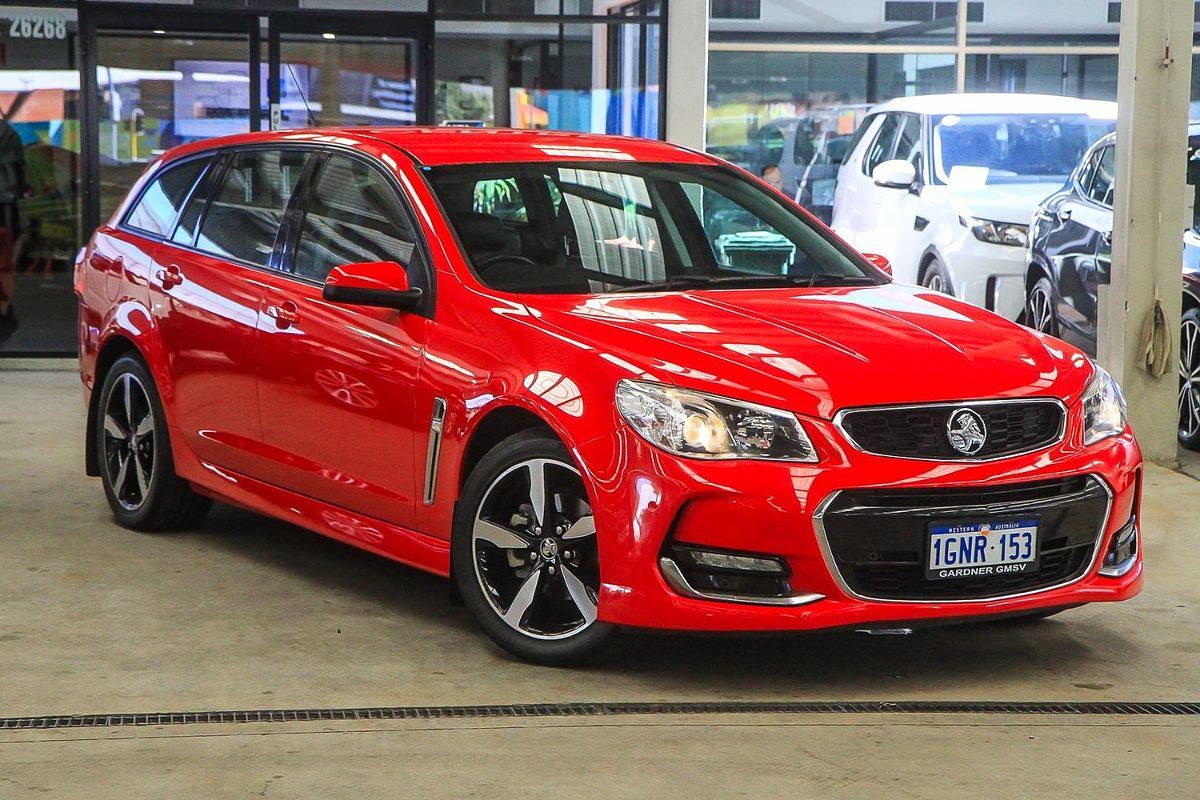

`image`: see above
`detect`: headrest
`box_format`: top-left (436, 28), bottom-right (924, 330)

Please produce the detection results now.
top-left (451, 212), bottom-right (508, 253)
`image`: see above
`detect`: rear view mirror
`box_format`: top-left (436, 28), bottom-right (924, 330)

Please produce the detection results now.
top-left (323, 261), bottom-right (423, 311)
top-left (872, 159), bottom-right (917, 190)
top-left (861, 252), bottom-right (892, 276)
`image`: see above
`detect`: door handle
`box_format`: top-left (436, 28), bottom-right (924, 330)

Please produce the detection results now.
top-left (156, 264), bottom-right (184, 289)
top-left (1056, 207), bottom-right (1073, 223)
top-left (265, 301), bottom-right (299, 329)
top-left (93, 253), bottom-right (123, 273)
top-left (1102, 230), bottom-right (1113, 247)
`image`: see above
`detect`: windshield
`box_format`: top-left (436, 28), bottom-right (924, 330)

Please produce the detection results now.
top-left (932, 113), bottom-right (1115, 186)
top-left (426, 161), bottom-right (882, 294)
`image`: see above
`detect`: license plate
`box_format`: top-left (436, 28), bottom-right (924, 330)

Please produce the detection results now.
top-left (927, 519), bottom-right (1039, 580)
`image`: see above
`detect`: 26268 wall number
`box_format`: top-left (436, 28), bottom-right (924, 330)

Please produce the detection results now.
top-left (8, 17), bottom-right (68, 40)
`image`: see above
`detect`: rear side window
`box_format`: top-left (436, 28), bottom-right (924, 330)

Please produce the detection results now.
top-left (124, 157), bottom-right (210, 237)
top-left (292, 155), bottom-right (417, 283)
top-left (196, 149), bottom-right (311, 267)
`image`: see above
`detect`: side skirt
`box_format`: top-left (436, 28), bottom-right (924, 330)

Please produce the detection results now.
top-left (188, 460), bottom-right (451, 578)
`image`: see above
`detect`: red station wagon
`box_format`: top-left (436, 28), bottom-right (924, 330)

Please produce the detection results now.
top-left (76, 128), bottom-right (1143, 664)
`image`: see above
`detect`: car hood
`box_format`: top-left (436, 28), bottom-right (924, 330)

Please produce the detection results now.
top-left (943, 180), bottom-right (1062, 225)
top-left (521, 283), bottom-right (1092, 420)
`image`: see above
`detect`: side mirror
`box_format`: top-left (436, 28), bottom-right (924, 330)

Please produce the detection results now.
top-left (872, 159), bottom-right (917, 190)
top-left (323, 261), bottom-right (423, 311)
top-left (861, 252), bottom-right (892, 276)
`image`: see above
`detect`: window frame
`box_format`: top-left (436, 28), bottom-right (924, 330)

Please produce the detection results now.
top-left (118, 153), bottom-right (217, 241)
top-left (862, 113), bottom-right (903, 178)
top-left (1084, 145), bottom-right (1116, 208)
top-left (275, 148), bottom-right (438, 318)
top-left (147, 143), bottom-right (437, 319)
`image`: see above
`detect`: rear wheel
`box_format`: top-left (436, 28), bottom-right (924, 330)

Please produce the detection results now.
top-left (453, 431), bottom-right (613, 665)
top-left (1179, 307), bottom-right (1200, 450)
top-left (96, 356), bottom-right (211, 530)
top-left (1026, 275), bottom-right (1059, 338)
top-left (921, 259), bottom-right (953, 295)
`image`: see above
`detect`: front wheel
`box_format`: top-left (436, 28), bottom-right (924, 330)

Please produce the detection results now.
top-left (453, 431), bottom-right (614, 665)
top-left (1179, 307), bottom-right (1200, 450)
top-left (921, 259), bottom-right (953, 295)
top-left (1026, 275), bottom-right (1059, 338)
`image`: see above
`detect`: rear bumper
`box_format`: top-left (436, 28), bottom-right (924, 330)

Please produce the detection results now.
top-left (580, 421), bottom-right (1142, 633)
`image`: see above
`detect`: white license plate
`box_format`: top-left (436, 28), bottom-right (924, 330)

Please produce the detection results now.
top-left (927, 519), bottom-right (1039, 580)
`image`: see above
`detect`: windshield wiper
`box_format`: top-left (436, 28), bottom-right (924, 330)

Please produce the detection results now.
top-left (609, 273), bottom-right (876, 293)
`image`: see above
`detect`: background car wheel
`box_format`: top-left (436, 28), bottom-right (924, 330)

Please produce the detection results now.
top-left (1179, 307), bottom-right (1200, 450)
top-left (96, 355), bottom-right (212, 531)
top-left (1026, 275), bottom-right (1059, 338)
top-left (453, 430), bottom-right (614, 665)
top-left (921, 259), bottom-right (953, 295)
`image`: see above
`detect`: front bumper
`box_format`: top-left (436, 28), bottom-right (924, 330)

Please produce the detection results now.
top-left (941, 233), bottom-right (1027, 321)
top-left (576, 419), bottom-right (1142, 632)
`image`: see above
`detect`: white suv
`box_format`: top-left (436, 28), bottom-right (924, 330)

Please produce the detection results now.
top-left (831, 93), bottom-right (1116, 320)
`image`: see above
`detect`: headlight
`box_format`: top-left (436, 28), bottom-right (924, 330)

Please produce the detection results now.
top-left (1081, 363), bottom-right (1128, 445)
top-left (615, 379), bottom-right (818, 462)
top-left (961, 216), bottom-right (1028, 247)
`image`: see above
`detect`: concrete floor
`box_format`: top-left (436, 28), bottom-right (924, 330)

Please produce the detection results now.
top-left (1, 367), bottom-right (1197, 797)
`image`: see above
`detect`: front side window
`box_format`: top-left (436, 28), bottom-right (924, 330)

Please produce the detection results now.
top-left (863, 114), bottom-right (902, 176)
top-left (427, 161), bottom-right (881, 294)
top-left (1086, 146), bottom-right (1116, 207)
top-left (124, 156), bottom-right (211, 237)
top-left (293, 155), bottom-right (417, 283)
top-left (196, 149), bottom-right (311, 266)
top-left (931, 113), bottom-right (1116, 185)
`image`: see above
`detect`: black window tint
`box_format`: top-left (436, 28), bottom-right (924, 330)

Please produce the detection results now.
top-left (196, 149), bottom-right (310, 266)
top-left (125, 157), bottom-right (210, 237)
top-left (864, 114), bottom-right (902, 176)
top-left (1088, 146), bottom-right (1116, 207)
top-left (293, 155), bottom-right (417, 283)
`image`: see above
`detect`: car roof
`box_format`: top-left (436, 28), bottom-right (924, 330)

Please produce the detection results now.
top-left (868, 93), bottom-right (1118, 119)
top-left (158, 127), bottom-right (714, 168)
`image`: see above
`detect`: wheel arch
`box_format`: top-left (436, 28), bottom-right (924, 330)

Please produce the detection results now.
top-left (85, 334), bottom-right (144, 476)
top-left (456, 403), bottom-right (560, 491)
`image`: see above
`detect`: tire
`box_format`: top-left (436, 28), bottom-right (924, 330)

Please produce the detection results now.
top-left (921, 258), bottom-right (953, 295)
top-left (1026, 275), bottom-right (1060, 338)
top-left (452, 430), bottom-right (614, 665)
top-left (1179, 307), bottom-right (1200, 450)
top-left (96, 355), bottom-right (212, 531)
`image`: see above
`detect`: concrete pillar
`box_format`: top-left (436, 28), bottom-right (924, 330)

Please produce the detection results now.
top-left (1100, 0), bottom-right (1193, 464)
top-left (664, 0), bottom-right (708, 150)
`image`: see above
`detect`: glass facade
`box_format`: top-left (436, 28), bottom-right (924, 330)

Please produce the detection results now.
top-left (706, 0), bottom-right (1133, 202)
top-left (0, 5), bottom-right (80, 353)
top-left (0, 0), bottom-right (665, 355)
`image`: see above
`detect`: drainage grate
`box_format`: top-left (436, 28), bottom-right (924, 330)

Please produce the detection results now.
top-left (1, 700), bottom-right (1198, 730)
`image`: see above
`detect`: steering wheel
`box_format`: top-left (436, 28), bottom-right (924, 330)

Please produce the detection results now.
top-left (476, 253), bottom-right (539, 273)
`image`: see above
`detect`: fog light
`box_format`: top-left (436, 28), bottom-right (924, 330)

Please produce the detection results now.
top-left (1099, 518), bottom-right (1137, 577)
top-left (680, 547), bottom-right (787, 575)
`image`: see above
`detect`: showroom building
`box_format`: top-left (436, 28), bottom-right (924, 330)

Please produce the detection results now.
top-left (5, 0), bottom-right (1197, 355)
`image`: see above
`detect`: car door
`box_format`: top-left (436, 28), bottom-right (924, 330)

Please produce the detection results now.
top-left (253, 150), bottom-right (431, 528)
top-left (832, 113), bottom-right (898, 254)
top-left (145, 149), bottom-right (308, 478)
top-left (1048, 144), bottom-right (1113, 351)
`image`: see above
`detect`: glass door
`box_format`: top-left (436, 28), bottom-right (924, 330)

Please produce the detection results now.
top-left (268, 14), bottom-right (426, 131)
top-left (87, 12), bottom-right (259, 226)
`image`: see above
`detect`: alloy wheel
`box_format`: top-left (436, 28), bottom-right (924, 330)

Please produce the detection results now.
top-left (1179, 315), bottom-right (1200, 441)
top-left (471, 457), bottom-right (599, 640)
top-left (102, 372), bottom-right (156, 512)
top-left (1028, 284), bottom-right (1055, 334)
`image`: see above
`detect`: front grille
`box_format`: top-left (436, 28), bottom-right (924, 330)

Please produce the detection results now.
top-left (817, 476), bottom-right (1110, 601)
top-left (837, 399), bottom-right (1065, 460)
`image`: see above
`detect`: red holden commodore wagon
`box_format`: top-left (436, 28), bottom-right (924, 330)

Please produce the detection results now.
top-left (76, 128), bottom-right (1142, 664)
